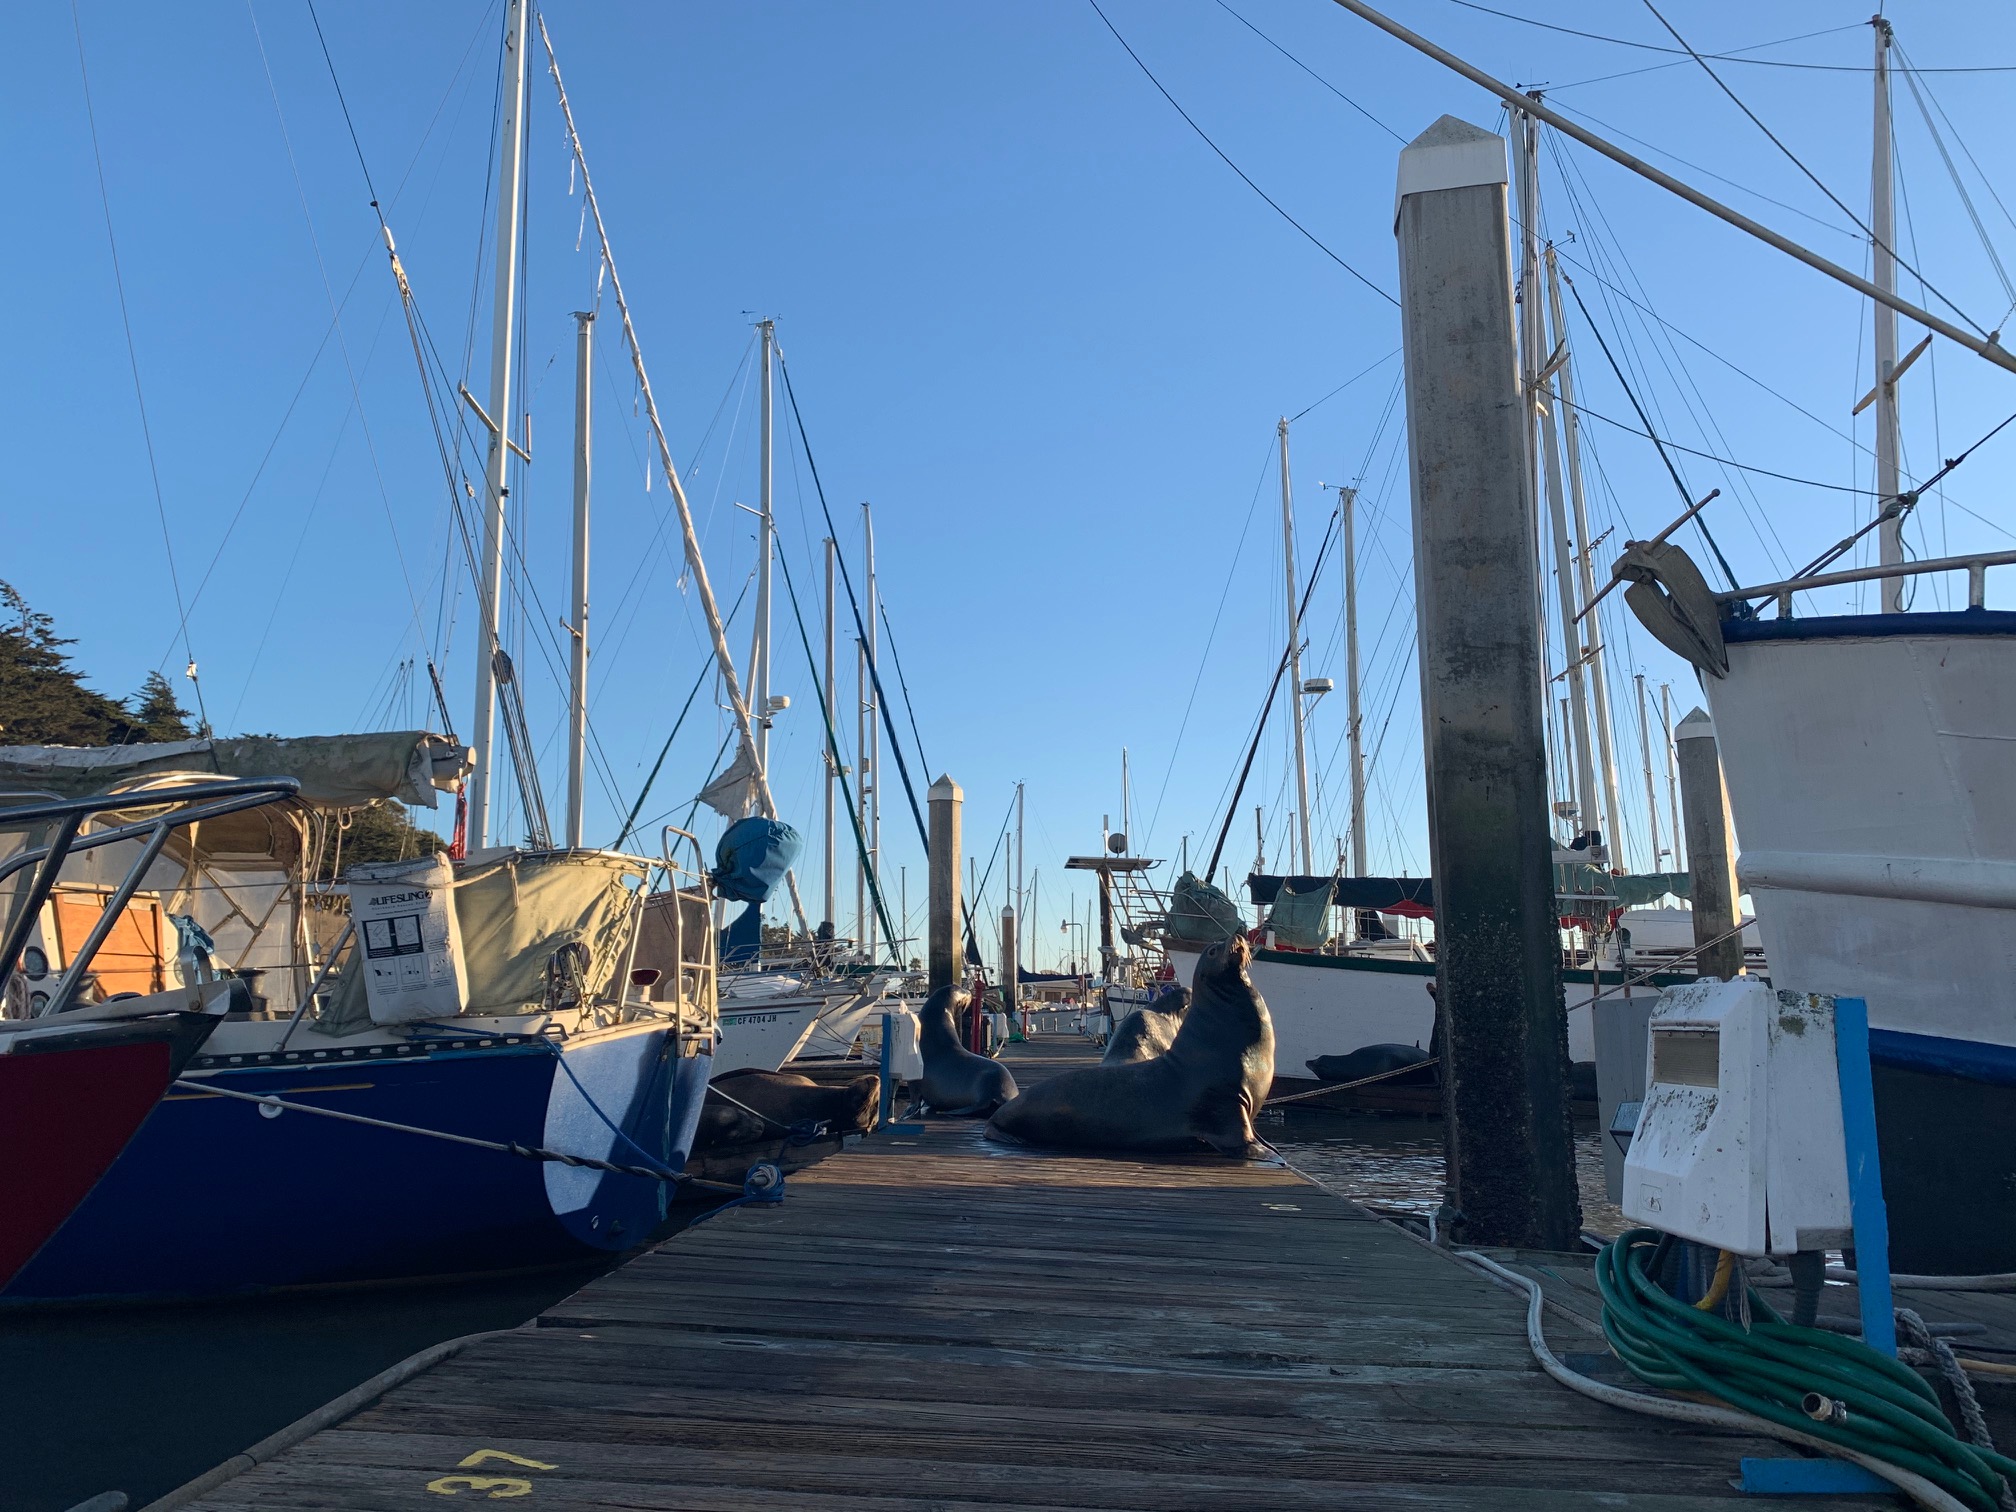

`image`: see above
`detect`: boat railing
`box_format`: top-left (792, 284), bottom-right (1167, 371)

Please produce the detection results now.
top-left (656, 825), bottom-right (718, 1041)
top-left (0, 779), bottom-right (302, 1016)
top-left (1720, 548), bottom-right (2016, 617)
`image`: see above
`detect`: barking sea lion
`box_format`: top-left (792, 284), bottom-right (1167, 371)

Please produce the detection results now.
top-left (988, 935), bottom-right (1273, 1157)
top-left (916, 985), bottom-right (1018, 1116)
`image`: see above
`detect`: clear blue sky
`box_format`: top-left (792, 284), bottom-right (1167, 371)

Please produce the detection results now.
top-left (8, 1), bottom-right (2015, 968)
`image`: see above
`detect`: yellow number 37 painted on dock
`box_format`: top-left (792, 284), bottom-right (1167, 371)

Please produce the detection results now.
top-left (427, 1449), bottom-right (559, 1498)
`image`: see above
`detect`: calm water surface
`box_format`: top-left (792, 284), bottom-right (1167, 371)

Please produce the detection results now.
top-left (1263, 1107), bottom-right (1626, 1237)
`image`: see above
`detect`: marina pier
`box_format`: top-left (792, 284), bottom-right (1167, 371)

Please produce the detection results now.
top-left (159, 1039), bottom-right (1891, 1511)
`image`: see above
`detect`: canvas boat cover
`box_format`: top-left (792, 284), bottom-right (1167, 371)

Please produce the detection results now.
top-left (0, 732), bottom-right (469, 809)
top-left (314, 849), bottom-right (646, 1035)
top-left (1164, 871), bottom-right (1246, 944)
top-left (1265, 876), bottom-right (1334, 949)
top-left (712, 817), bottom-right (802, 904)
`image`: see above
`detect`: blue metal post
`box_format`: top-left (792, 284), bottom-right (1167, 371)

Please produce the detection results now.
top-left (1833, 996), bottom-right (1895, 1357)
top-left (1738, 993), bottom-right (1896, 1495)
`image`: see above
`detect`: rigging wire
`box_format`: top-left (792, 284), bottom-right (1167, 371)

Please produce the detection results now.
top-left (1893, 55), bottom-right (2016, 322)
top-left (1543, 132), bottom-right (1794, 573)
top-left (1083, 0), bottom-right (1397, 307)
top-left (1208, 0), bottom-right (1405, 143)
top-left (1639, 1), bottom-right (1985, 338)
top-left (70, 1), bottom-right (208, 736)
top-left (611, 577), bottom-right (753, 850)
top-left (1562, 278), bottom-right (1740, 588)
top-left (1433, 5), bottom-right (2009, 73)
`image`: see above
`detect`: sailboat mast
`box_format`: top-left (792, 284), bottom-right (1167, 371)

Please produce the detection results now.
top-left (1015, 781), bottom-right (1026, 950)
top-left (565, 310), bottom-right (593, 849)
top-left (1659, 682), bottom-right (1684, 872)
top-left (1516, 108), bottom-right (1599, 855)
top-left (754, 320), bottom-right (775, 785)
top-left (863, 503), bottom-right (880, 958)
top-left (1872, 16), bottom-right (1903, 611)
top-left (468, 0), bottom-right (530, 850)
top-left (1343, 486), bottom-right (1366, 878)
top-left (823, 537), bottom-right (837, 931)
top-left (1635, 673), bottom-right (1662, 870)
top-left (1545, 246), bottom-right (1625, 862)
top-left (1278, 419), bottom-right (1312, 875)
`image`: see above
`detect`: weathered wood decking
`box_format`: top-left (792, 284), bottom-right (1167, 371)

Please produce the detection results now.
top-left (180, 1039), bottom-right (1887, 1510)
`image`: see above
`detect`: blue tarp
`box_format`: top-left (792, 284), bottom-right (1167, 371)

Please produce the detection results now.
top-left (712, 817), bottom-right (803, 904)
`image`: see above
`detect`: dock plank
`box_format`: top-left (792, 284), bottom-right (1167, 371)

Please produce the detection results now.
top-left (178, 1039), bottom-right (1889, 1510)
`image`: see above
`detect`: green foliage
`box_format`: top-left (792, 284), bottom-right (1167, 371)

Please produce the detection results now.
top-left (130, 671), bottom-right (194, 742)
top-left (0, 580), bottom-right (150, 746)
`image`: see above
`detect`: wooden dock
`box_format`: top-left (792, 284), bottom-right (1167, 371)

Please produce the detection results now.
top-left (175, 1039), bottom-right (1888, 1510)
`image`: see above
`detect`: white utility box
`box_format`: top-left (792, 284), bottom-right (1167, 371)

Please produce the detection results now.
top-left (880, 1007), bottom-right (923, 1082)
top-left (347, 853), bottom-right (468, 1025)
top-left (1622, 979), bottom-right (1853, 1257)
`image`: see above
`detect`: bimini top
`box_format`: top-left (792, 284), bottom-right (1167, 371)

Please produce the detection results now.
top-left (0, 731), bottom-right (470, 809)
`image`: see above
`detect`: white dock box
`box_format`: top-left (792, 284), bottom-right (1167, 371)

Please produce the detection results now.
top-left (347, 853), bottom-right (467, 1025)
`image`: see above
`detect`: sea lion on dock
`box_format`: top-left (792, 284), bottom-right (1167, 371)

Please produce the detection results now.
top-left (694, 1067), bottom-right (881, 1153)
top-left (988, 935), bottom-right (1273, 1157)
top-left (917, 985), bottom-right (1018, 1116)
top-left (1102, 987), bottom-right (1190, 1065)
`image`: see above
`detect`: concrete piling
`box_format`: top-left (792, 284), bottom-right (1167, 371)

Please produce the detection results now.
top-left (1675, 709), bottom-right (1745, 981)
top-left (927, 775), bottom-right (963, 992)
top-left (1396, 115), bottom-right (1581, 1250)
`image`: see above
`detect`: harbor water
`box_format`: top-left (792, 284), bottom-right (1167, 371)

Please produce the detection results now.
top-left (1263, 1107), bottom-right (1626, 1239)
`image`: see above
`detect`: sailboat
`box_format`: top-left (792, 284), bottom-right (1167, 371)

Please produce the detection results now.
top-left (0, 0), bottom-right (751, 1303)
top-left (1623, 18), bottom-right (2016, 1275)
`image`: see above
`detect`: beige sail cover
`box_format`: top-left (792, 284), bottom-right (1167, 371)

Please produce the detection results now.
top-left (0, 732), bottom-right (469, 809)
top-left (313, 849), bottom-right (647, 1034)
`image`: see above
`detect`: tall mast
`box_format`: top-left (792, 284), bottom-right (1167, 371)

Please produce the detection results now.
top-left (863, 503), bottom-right (881, 958)
top-left (565, 310), bottom-right (593, 849)
top-left (1342, 486), bottom-right (1366, 879)
top-left (1635, 673), bottom-right (1662, 871)
top-left (752, 320), bottom-right (775, 788)
top-left (1015, 781), bottom-right (1026, 955)
top-left (1659, 682), bottom-right (1684, 872)
top-left (1121, 748), bottom-right (1131, 846)
top-left (1544, 245), bottom-right (1625, 861)
top-left (1516, 108), bottom-right (1599, 855)
top-left (468, 0), bottom-right (529, 850)
top-left (1872, 16), bottom-right (1903, 611)
top-left (822, 536), bottom-right (837, 931)
top-left (1278, 419), bottom-right (1313, 875)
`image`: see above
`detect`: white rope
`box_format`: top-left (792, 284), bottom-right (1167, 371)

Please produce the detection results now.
top-left (171, 1078), bottom-right (738, 1192)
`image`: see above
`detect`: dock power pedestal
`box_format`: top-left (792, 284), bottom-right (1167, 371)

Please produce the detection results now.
top-left (1623, 977), bottom-right (1853, 1259)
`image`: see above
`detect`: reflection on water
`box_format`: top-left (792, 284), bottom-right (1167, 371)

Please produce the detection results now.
top-left (1262, 1107), bottom-right (1626, 1238)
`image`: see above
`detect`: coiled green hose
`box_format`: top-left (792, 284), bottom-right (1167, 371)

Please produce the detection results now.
top-left (1598, 1230), bottom-right (2016, 1512)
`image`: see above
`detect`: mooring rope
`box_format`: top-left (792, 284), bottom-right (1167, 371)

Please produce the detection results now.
top-left (1263, 1056), bottom-right (1441, 1108)
top-left (171, 1078), bottom-right (748, 1195)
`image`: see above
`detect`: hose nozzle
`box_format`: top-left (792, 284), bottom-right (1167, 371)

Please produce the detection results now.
top-left (1801, 1392), bottom-right (1848, 1427)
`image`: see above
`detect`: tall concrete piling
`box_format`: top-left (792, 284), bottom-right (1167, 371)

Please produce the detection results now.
top-left (928, 775), bottom-right (963, 993)
top-left (1397, 116), bottom-right (1581, 1250)
top-left (1675, 709), bottom-right (1745, 981)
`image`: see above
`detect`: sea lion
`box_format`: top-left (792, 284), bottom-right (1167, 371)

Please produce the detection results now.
top-left (988, 935), bottom-right (1273, 1157)
top-left (1102, 986), bottom-right (1190, 1065)
top-left (694, 1067), bottom-right (881, 1153)
top-left (1306, 1043), bottom-right (1436, 1087)
top-left (916, 985), bottom-right (1018, 1115)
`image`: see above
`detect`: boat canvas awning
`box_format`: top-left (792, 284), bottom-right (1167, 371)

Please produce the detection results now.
top-left (1247, 874), bottom-right (1436, 918)
top-left (0, 732), bottom-right (470, 809)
